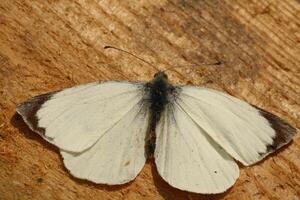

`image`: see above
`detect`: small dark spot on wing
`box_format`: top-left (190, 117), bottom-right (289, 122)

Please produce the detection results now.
top-left (124, 161), bottom-right (130, 166)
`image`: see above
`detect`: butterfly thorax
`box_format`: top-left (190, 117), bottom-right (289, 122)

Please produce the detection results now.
top-left (148, 72), bottom-right (170, 119)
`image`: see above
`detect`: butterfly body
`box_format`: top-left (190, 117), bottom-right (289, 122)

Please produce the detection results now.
top-left (16, 71), bottom-right (296, 194)
top-left (145, 71), bottom-right (175, 155)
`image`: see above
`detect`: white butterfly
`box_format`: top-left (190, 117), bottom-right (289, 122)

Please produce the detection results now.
top-left (16, 71), bottom-right (296, 194)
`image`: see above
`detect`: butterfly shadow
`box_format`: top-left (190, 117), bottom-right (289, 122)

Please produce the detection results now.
top-left (10, 112), bottom-right (134, 192)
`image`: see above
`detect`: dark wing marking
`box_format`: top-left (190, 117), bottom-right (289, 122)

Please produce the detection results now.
top-left (253, 105), bottom-right (297, 155)
top-left (16, 91), bottom-right (58, 136)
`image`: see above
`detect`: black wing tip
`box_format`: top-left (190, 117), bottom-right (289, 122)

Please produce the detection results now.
top-left (16, 92), bottom-right (56, 135)
top-left (262, 110), bottom-right (296, 152)
top-left (253, 105), bottom-right (297, 154)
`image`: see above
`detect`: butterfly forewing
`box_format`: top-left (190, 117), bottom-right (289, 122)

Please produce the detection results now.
top-left (175, 86), bottom-right (296, 166)
top-left (17, 81), bottom-right (146, 152)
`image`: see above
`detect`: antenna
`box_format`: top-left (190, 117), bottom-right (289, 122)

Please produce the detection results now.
top-left (104, 46), bottom-right (157, 69)
top-left (104, 45), bottom-right (223, 73)
top-left (163, 60), bottom-right (223, 73)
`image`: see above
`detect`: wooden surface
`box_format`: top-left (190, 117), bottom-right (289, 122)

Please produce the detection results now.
top-left (0, 0), bottom-right (300, 199)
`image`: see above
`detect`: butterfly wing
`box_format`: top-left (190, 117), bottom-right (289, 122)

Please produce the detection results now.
top-left (155, 85), bottom-right (296, 193)
top-left (17, 80), bottom-right (150, 184)
top-left (17, 81), bottom-right (146, 152)
top-left (175, 86), bottom-right (296, 166)
top-left (155, 102), bottom-right (239, 194)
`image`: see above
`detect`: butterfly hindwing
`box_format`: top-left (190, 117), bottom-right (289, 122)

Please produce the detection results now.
top-left (61, 99), bottom-right (149, 184)
top-left (154, 102), bottom-right (239, 194)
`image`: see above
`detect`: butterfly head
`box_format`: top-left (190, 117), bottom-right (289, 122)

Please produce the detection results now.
top-left (153, 71), bottom-right (168, 81)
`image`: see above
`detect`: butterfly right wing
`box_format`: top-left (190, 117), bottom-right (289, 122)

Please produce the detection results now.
top-left (154, 103), bottom-right (239, 194)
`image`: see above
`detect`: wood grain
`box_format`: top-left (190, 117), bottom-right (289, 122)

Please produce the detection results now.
top-left (0, 0), bottom-right (299, 199)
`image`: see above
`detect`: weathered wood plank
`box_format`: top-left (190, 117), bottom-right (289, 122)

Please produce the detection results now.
top-left (0, 0), bottom-right (299, 199)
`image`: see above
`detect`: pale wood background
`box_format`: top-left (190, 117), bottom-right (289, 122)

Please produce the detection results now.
top-left (0, 0), bottom-right (300, 199)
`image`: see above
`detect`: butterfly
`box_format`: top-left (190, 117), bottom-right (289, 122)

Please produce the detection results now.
top-left (16, 70), bottom-right (296, 194)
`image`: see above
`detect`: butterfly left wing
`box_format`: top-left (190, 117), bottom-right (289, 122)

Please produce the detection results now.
top-left (155, 102), bottom-right (239, 194)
